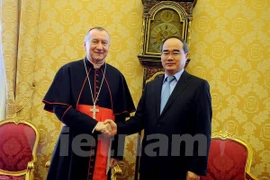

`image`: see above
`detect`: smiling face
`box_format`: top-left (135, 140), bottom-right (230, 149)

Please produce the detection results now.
top-left (161, 38), bottom-right (189, 76)
top-left (84, 28), bottom-right (110, 65)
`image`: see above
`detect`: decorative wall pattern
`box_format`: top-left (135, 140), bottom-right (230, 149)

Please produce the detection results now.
top-left (2, 0), bottom-right (270, 179)
top-left (189, 1), bottom-right (270, 179)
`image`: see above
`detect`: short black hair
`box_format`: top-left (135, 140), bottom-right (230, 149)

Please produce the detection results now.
top-left (160, 36), bottom-right (189, 53)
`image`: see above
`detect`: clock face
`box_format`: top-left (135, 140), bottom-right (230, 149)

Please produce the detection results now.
top-left (147, 8), bottom-right (183, 54)
top-left (148, 22), bottom-right (181, 53)
top-left (160, 10), bottom-right (174, 22)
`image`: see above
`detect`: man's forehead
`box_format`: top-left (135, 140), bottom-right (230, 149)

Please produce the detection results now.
top-left (163, 40), bottom-right (183, 49)
top-left (163, 44), bottom-right (183, 51)
top-left (90, 30), bottom-right (109, 38)
top-left (164, 38), bottom-right (182, 45)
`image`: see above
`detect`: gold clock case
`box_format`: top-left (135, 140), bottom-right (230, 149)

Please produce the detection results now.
top-left (138, 0), bottom-right (196, 68)
top-left (148, 9), bottom-right (183, 53)
top-left (147, 3), bottom-right (187, 55)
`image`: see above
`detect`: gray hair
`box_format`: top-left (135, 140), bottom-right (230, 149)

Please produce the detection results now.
top-left (84, 27), bottom-right (110, 43)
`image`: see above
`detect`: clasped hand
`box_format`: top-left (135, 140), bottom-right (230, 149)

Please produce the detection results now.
top-left (95, 119), bottom-right (117, 136)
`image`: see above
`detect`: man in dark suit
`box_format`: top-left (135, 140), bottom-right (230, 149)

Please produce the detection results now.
top-left (107, 36), bottom-right (212, 180)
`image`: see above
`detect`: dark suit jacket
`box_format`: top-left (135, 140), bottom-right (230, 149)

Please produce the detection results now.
top-left (118, 70), bottom-right (212, 180)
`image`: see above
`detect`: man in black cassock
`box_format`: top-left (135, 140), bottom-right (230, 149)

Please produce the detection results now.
top-left (43, 27), bottom-right (135, 180)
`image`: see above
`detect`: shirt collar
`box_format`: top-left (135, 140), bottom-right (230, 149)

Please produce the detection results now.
top-left (164, 69), bottom-right (184, 82)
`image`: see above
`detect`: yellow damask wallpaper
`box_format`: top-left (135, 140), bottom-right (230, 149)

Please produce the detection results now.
top-left (2, 0), bottom-right (270, 180)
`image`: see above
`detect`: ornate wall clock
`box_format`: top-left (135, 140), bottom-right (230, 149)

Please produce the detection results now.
top-left (138, 0), bottom-right (197, 80)
top-left (148, 8), bottom-right (182, 53)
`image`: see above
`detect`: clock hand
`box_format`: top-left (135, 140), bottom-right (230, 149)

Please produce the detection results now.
top-left (160, 32), bottom-right (166, 39)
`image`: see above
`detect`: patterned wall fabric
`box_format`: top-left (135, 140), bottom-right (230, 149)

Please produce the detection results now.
top-left (2, 0), bottom-right (270, 179)
top-left (2, 0), bottom-right (40, 119)
top-left (189, 1), bottom-right (270, 179)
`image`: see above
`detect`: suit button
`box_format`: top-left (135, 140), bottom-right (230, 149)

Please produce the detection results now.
top-left (157, 124), bottom-right (160, 127)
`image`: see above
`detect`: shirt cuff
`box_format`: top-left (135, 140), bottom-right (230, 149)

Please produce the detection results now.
top-left (92, 123), bottom-right (98, 134)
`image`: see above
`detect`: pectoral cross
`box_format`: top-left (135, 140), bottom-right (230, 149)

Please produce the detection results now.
top-left (90, 105), bottom-right (99, 119)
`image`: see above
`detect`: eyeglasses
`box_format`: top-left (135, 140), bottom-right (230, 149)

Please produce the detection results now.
top-left (161, 51), bottom-right (182, 58)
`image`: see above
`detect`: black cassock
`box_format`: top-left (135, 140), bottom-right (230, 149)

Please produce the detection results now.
top-left (43, 58), bottom-right (135, 180)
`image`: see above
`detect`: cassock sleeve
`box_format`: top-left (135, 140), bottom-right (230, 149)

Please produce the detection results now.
top-left (113, 72), bottom-right (136, 115)
top-left (43, 65), bottom-right (73, 111)
top-left (53, 104), bottom-right (98, 133)
top-left (43, 64), bottom-right (98, 133)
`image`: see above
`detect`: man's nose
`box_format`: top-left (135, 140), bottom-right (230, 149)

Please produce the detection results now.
top-left (167, 53), bottom-right (174, 59)
top-left (96, 42), bottom-right (103, 49)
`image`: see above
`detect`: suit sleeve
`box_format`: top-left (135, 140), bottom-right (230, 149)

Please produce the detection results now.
top-left (111, 114), bottom-right (127, 160)
top-left (188, 80), bottom-right (212, 176)
top-left (111, 70), bottom-right (136, 160)
top-left (117, 84), bottom-right (147, 135)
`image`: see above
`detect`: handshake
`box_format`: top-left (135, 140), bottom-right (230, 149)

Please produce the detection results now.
top-left (95, 119), bottom-right (117, 136)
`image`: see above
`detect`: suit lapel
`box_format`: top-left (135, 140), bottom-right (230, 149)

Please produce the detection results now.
top-left (160, 71), bottom-right (190, 116)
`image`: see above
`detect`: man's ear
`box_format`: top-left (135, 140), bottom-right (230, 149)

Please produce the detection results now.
top-left (185, 52), bottom-right (189, 59)
top-left (84, 43), bottom-right (86, 50)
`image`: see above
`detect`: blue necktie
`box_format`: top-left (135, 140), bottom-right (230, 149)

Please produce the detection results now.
top-left (160, 76), bottom-right (175, 113)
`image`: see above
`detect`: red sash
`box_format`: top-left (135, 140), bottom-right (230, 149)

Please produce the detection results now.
top-left (77, 104), bottom-right (114, 180)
